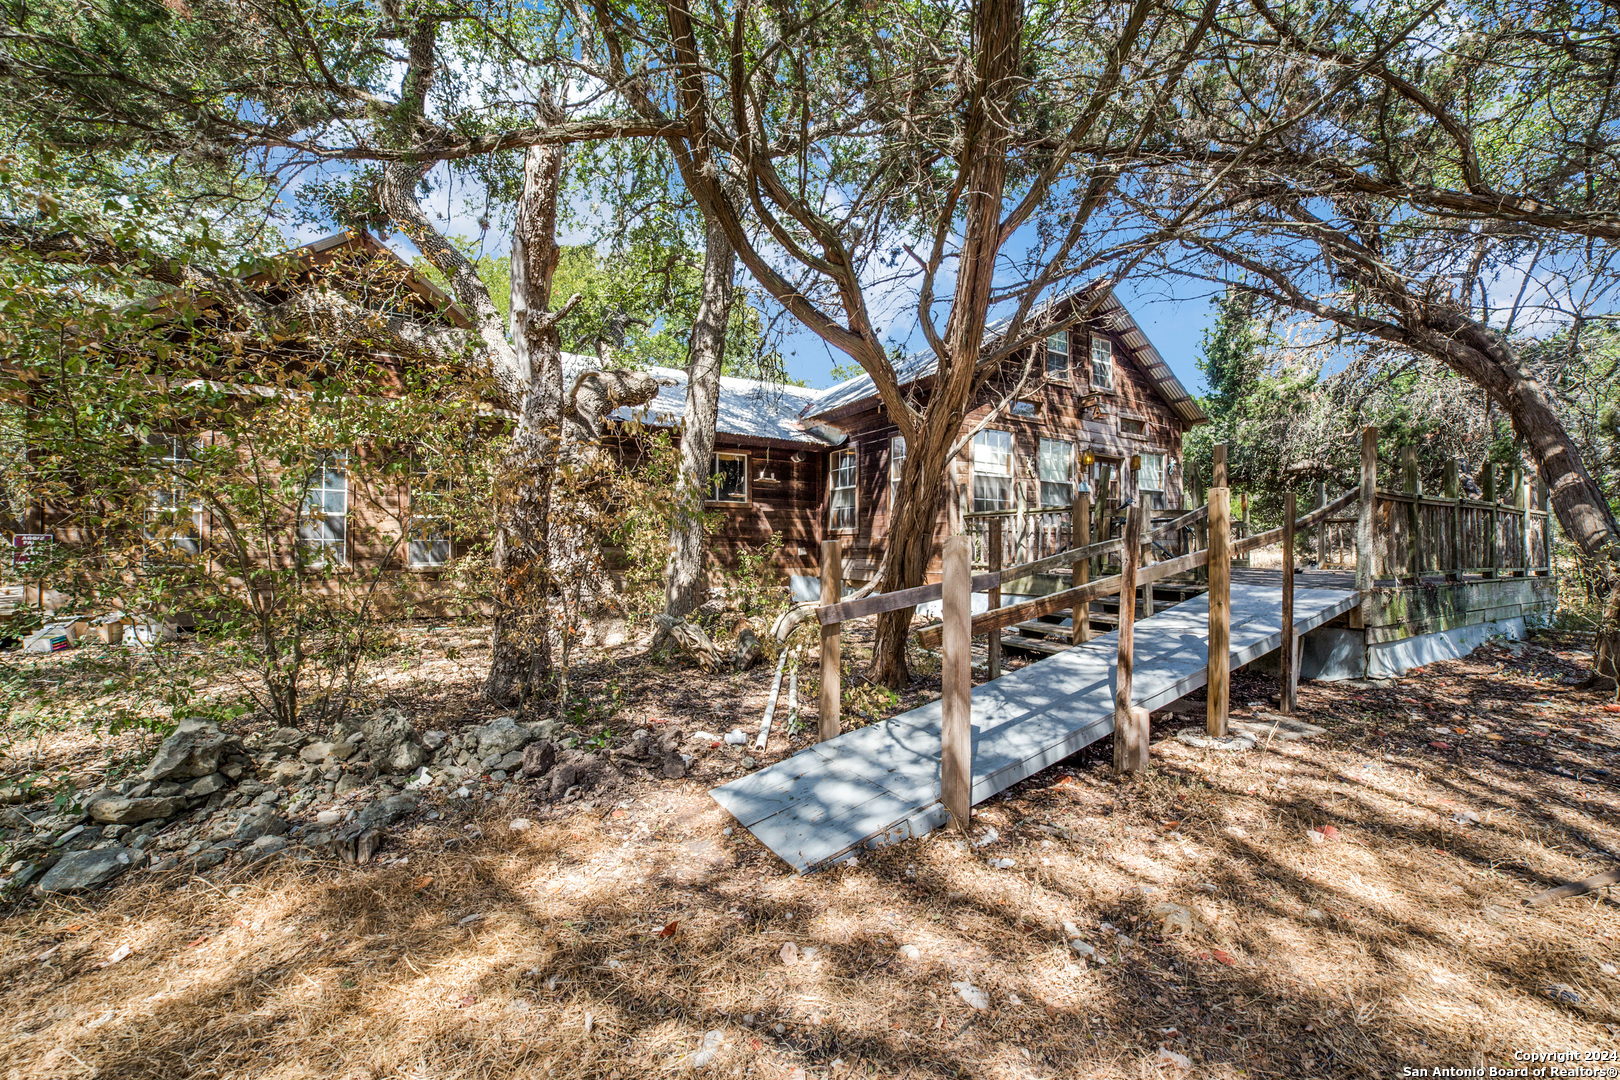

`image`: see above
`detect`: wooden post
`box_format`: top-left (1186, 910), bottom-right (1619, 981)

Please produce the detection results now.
top-left (1206, 486), bottom-right (1231, 738)
top-left (1194, 474), bottom-right (1210, 583)
top-left (940, 535), bottom-right (972, 831)
top-left (1444, 459), bottom-right (1462, 582)
top-left (1513, 466), bottom-right (1527, 576)
top-left (1213, 443), bottom-right (1227, 489)
top-left (1280, 490), bottom-right (1297, 716)
top-left (1239, 491), bottom-right (1251, 566)
top-left (1482, 462), bottom-right (1498, 579)
top-left (1114, 504), bottom-right (1147, 774)
top-left (987, 517), bottom-right (1002, 679)
top-left (1140, 527), bottom-right (1154, 620)
top-left (1356, 427), bottom-right (1377, 594)
top-left (1314, 482), bottom-right (1327, 567)
top-left (1402, 444), bottom-right (1421, 583)
top-left (1072, 489), bottom-right (1091, 644)
top-left (818, 540), bottom-right (842, 742)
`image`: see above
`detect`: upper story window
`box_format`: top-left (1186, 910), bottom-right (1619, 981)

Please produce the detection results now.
top-left (1009, 399), bottom-right (1040, 418)
top-left (830, 449), bottom-right (857, 530)
top-left (710, 452), bottom-right (749, 504)
top-left (1038, 438), bottom-right (1074, 508)
top-left (1045, 331), bottom-right (1071, 381)
top-left (299, 450), bottom-right (349, 566)
top-left (971, 429), bottom-right (1014, 512)
top-left (1091, 336), bottom-right (1114, 390)
top-left (1120, 417), bottom-right (1146, 436)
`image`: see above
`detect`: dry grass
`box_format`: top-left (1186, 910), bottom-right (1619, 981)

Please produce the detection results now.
top-left (2, 631), bottom-right (1619, 1079)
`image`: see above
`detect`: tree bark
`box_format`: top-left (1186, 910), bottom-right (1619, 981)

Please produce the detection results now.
top-left (661, 208), bottom-right (736, 621)
top-left (868, 0), bottom-right (1023, 689)
top-left (484, 120), bottom-right (572, 705)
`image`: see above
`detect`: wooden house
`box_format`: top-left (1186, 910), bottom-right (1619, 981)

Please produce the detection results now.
top-left (622, 286), bottom-right (1207, 599)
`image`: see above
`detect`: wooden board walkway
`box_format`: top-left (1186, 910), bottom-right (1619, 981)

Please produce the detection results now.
top-left (711, 582), bottom-right (1358, 874)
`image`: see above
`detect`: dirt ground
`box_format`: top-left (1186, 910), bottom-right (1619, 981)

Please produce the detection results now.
top-left (2, 625), bottom-right (1619, 1079)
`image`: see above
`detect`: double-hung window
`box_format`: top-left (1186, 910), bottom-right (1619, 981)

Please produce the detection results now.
top-left (145, 434), bottom-right (202, 561)
top-left (299, 451), bottom-right (349, 565)
top-left (1091, 336), bottom-right (1114, 390)
top-left (407, 457), bottom-right (452, 568)
top-left (710, 452), bottom-right (749, 504)
top-left (971, 430), bottom-right (1014, 513)
top-left (830, 450), bottom-right (857, 530)
top-left (888, 436), bottom-right (906, 505)
top-left (1038, 438), bottom-right (1075, 508)
top-left (1045, 330), bottom-right (1071, 381)
top-left (1138, 452), bottom-right (1164, 493)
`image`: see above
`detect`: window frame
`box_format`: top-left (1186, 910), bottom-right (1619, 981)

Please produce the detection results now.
top-left (1090, 335), bottom-right (1114, 391)
top-left (1045, 330), bottom-right (1071, 382)
top-left (707, 451), bottom-right (751, 505)
top-left (970, 429), bottom-right (1015, 513)
top-left (1138, 451), bottom-right (1165, 492)
top-left (143, 433), bottom-right (204, 564)
top-left (830, 449), bottom-right (858, 531)
top-left (888, 436), bottom-right (906, 506)
top-left (1037, 437), bottom-right (1075, 509)
top-left (406, 455), bottom-right (453, 570)
top-left (298, 450), bottom-right (350, 567)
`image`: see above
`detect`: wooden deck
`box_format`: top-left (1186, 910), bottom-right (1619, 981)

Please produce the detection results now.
top-left (711, 582), bottom-right (1359, 874)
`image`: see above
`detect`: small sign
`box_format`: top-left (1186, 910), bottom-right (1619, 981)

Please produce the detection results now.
top-left (11, 533), bottom-right (52, 570)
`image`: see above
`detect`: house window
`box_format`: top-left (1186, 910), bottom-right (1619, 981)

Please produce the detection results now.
top-left (1120, 417), bottom-right (1146, 436)
top-left (710, 452), bottom-right (749, 504)
top-left (145, 434), bottom-right (202, 561)
top-left (1038, 438), bottom-right (1074, 508)
top-left (1138, 452), bottom-right (1164, 493)
top-left (407, 458), bottom-right (451, 568)
top-left (889, 436), bottom-right (906, 503)
top-left (1091, 336), bottom-right (1114, 390)
top-left (831, 450), bottom-right (857, 530)
top-left (1046, 331), bottom-right (1071, 381)
top-left (299, 451), bottom-right (349, 565)
top-left (1009, 399), bottom-right (1040, 418)
top-left (971, 429), bottom-right (1014, 512)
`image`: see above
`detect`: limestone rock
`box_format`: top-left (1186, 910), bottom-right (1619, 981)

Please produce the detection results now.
top-left (233, 806), bottom-right (289, 842)
top-left (472, 716), bottom-right (530, 759)
top-left (520, 740), bottom-right (556, 778)
top-left (143, 719), bottom-right (240, 781)
top-left (361, 708), bottom-right (424, 773)
top-left (262, 728), bottom-right (308, 757)
top-left (84, 793), bottom-right (186, 825)
top-left (182, 773), bottom-right (229, 798)
top-left (661, 750), bottom-right (688, 779)
top-left (38, 847), bottom-right (141, 892)
top-left (379, 740), bottom-right (425, 774)
top-left (354, 794), bottom-right (416, 832)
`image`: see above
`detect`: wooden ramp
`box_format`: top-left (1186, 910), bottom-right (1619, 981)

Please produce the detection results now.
top-left (711, 583), bottom-right (1358, 874)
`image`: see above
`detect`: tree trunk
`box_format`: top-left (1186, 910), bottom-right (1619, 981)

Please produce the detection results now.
top-left (484, 132), bottom-right (571, 705)
top-left (867, 0), bottom-right (1022, 689)
top-left (661, 209), bottom-right (736, 621)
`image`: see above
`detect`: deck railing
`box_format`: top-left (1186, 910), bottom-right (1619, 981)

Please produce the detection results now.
top-left (807, 427), bottom-right (1554, 832)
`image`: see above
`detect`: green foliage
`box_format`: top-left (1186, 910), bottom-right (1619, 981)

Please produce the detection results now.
top-left (1, 150), bottom-right (495, 732)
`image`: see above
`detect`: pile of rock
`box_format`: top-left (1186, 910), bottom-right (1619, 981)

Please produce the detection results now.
top-left (0, 707), bottom-right (697, 898)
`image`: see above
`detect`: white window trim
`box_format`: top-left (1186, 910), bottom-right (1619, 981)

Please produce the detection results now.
top-left (144, 434), bottom-right (204, 562)
top-left (708, 451), bottom-right (750, 505)
top-left (1091, 335), bottom-right (1114, 391)
top-left (971, 429), bottom-right (1015, 513)
top-left (406, 458), bottom-right (452, 569)
top-left (299, 451), bottom-right (350, 567)
top-left (1045, 330), bottom-right (1072, 382)
top-left (830, 449), bottom-right (858, 531)
top-left (1138, 452), bottom-right (1165, 492)
top-left (888, 436), bottom-right (906, 505)
top-left (1038, 437), bottom-right (1075, 509)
